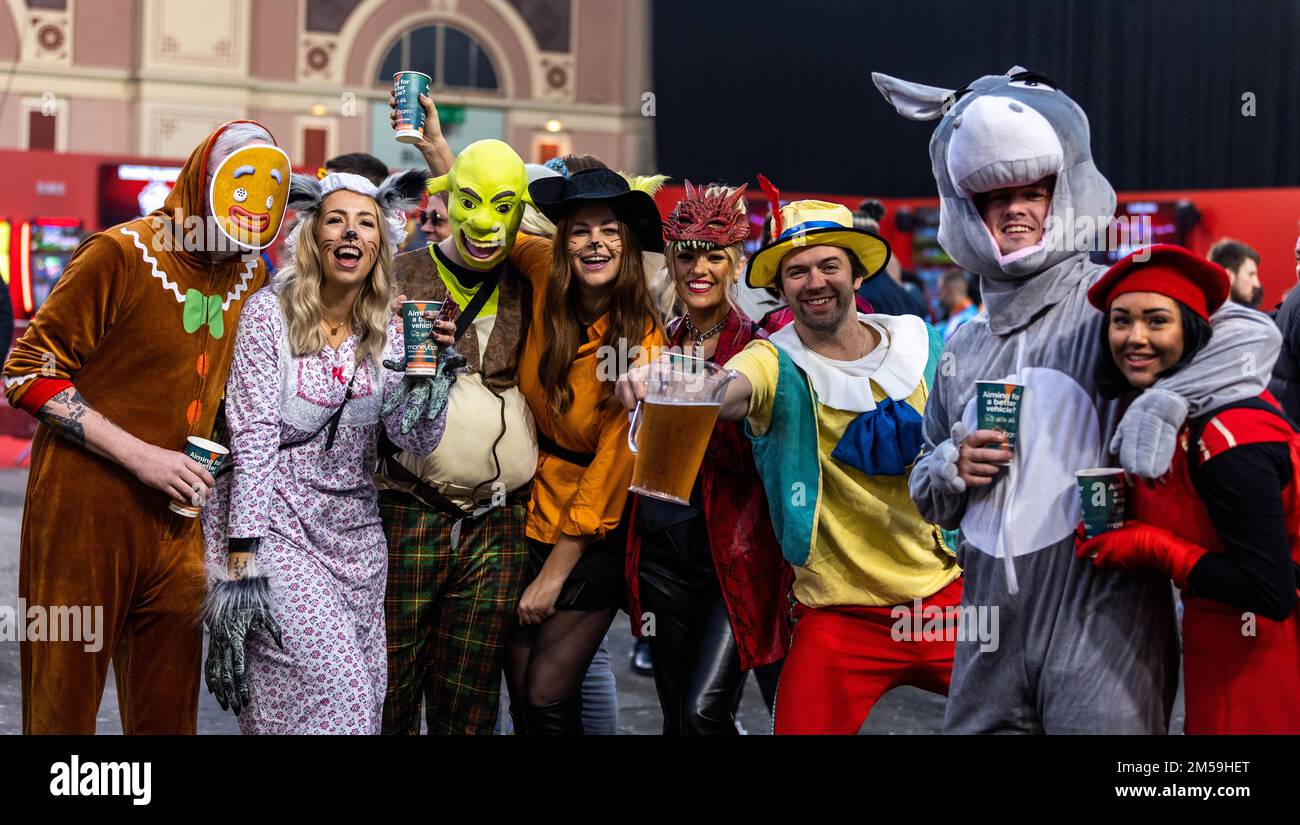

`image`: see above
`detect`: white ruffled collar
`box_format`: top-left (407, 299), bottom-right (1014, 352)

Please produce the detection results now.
top-left (769, 313), bottom-right (929, 413)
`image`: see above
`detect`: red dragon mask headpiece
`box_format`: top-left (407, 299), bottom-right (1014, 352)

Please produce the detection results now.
top-left (663, 180), bottom-right (750, 249)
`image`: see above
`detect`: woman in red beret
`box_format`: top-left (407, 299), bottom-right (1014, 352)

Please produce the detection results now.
top-left (1079, 244), bottom-right (1300, 734)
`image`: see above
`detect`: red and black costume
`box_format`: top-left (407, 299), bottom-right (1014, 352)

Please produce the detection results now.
top-left (624, 182), bottom-right (792, 733)
top-left (1112, 394), bottom-right (1300, 733)
top-left (1080, 245), bottom-right (1300, 734)
top-left (626, 309), bottom-right (793, 731)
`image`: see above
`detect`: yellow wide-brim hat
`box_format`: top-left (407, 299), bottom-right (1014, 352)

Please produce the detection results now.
top-left (746, 199), bottom-right (891, 289)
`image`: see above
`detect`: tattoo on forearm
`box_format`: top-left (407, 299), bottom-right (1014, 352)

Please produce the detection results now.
top-left (36, 388), bottom-right (91, 447)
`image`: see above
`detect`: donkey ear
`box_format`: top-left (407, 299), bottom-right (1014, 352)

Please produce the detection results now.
top-left (871, 71), bottom-right (956, 121)
top-left (1006, 65), bottom-right (1028, 75)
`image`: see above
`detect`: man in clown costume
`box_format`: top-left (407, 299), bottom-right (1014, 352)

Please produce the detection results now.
top-left (3, 121), bottom-right (290, 734)
top-left (374, 136), bottom-right (540, 735)
top-left (875, 67), bottom-right (1281, 733)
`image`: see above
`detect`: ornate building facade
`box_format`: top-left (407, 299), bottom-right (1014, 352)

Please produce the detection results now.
top-left (0, 0), bottom-right (655, 171)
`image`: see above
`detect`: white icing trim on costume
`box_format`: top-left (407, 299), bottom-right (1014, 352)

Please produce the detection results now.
top-left (3, 373), bottom-right (38, 390)
top-left (223, 259), bottom-right (258, 310)
top-left (120, 226), bottom-right (185, 303)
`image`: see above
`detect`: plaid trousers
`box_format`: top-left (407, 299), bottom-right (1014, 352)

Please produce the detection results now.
top-left (379, 490), bottom-right (529, 735)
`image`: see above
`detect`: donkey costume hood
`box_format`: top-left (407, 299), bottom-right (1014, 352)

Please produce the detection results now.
top-left (874, 66), bottom-right (1115, 283)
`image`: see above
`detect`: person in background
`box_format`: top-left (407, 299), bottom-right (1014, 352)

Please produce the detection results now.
top-left (1079, 244), bottom-right (1299, 734)
top-left (1267, 230), bottom-right (1300, 421)
top-left (852, 200), bottom-right (927, 320)
top-left (1207, 238), bottom-right (1263, 309)
top-left (420, 193), bottom-right (451, 243)
top-left (937, 270), bottom-right (979, 342)
top-left (326, 152), bottom-right (390, 187)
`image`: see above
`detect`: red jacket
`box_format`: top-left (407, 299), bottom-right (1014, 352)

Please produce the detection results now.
top-left (1130, 392), bottom-right (1300, 734)
top-left (625, 307), bottom-right (793, 671)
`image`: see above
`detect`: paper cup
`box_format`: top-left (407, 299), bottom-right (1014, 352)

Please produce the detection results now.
top-left (393, 71), bottom-right (432, 144)
top-left (1076, 468), bottom-right (1127, 539)
top-left (976, 380), bottom-right (1024, 461)
top-left (169, 436), bottom-right (229, 518)
top-left (402, 300), bottom-right (442, 376)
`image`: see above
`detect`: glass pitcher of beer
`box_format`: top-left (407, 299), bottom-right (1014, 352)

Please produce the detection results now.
top-left (628, 353), bottom-right (736, 505)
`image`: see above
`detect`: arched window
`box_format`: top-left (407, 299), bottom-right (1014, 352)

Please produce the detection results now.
top-left (376, 24), bottom-right (500, 92)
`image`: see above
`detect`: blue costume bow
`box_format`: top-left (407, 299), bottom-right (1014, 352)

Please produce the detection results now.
top-left (830, 397), bottom-right (925, 476)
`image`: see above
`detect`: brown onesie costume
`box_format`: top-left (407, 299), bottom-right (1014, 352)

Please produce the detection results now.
top-left (2, 123), bottom-right (277, 733)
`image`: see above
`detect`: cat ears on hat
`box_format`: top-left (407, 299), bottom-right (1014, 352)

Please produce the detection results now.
top-left (287, 173), bottom-right (325, 214)
top-left (375, 169), bottom-right (427, 215)
top-left (286, 168), bottom-right (429, 217)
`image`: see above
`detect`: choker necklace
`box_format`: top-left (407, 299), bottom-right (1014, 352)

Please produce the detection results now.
top-left (683, 313), bottom-right (727, 359)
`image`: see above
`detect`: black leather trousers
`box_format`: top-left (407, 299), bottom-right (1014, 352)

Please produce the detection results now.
top-left (637, 514), bottom-right (745, 735)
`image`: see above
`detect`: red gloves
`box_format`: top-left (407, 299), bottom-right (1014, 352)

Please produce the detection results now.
top-left (1074, 520), bottom-right (1208, 589)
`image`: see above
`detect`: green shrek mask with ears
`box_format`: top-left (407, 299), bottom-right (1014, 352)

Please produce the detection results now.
top-left (427, 138), bottom-right (530, 271)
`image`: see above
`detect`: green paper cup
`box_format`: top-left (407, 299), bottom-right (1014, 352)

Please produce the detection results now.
top-left (402, 300), bottom-right (442, 376)
top-left (1076, 468), bottom-right (1127, 539)
top-left (976, 380), bottom-right (1024, 462)
top-left (393, 71), bottom-right (432, 144)
top-left (169, 436), bottom-right (229, 518)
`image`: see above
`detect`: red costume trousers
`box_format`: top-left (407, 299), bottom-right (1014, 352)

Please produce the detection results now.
top-left (774, 578), bottom-right (962, 735)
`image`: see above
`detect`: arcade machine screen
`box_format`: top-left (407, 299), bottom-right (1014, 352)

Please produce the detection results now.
top-left (100, 163), bottom-right (180, 226)
top-left (22, 220), bottom-right (83, 318)
top-left (0, 219), bottom-right (10, 288)
top-left (1089, 201), bottom-right (1186, 264)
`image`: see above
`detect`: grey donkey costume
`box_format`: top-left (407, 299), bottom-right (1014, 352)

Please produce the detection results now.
top-left (874, 67), bottom-right (1282, 733)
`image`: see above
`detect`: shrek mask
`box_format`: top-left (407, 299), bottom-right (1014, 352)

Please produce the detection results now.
top-left (427, 139), bottom-right (528, 271)
top-left (209, 144), bottom-right (291, 250)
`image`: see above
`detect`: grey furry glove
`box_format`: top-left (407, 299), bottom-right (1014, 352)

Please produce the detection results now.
top-left (929, 421), bottom-right (970, 495)
top-left (1109, 387), bottom-right (1188, 479)
top-left (382, 345), bottom-right (465, 434)
top-left (203, 568), bottom-right (284, 716)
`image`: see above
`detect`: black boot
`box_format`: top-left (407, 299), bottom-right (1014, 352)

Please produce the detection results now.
top-left (523, 696), bottom-right (584, 735)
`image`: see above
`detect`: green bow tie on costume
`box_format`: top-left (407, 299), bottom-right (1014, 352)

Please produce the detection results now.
top-left (183, 289), bottom-right (224, 339)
